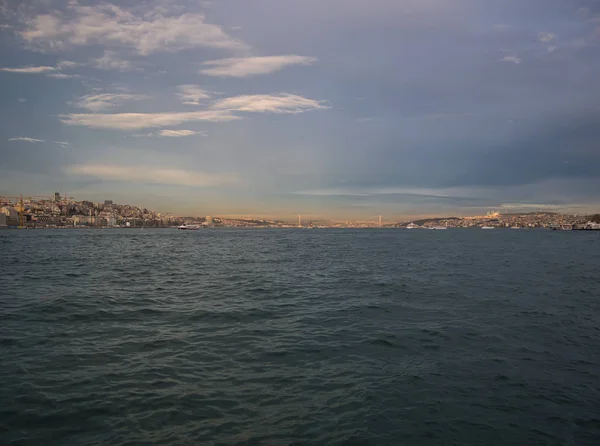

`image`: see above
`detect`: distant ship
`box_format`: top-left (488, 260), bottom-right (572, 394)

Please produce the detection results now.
top-left (406, 223), bottom-right (420, 229)
top-left (177, 224), bottom-right (200, 231)
top-left (430, 226), bottom-right (447, 230)
top-left (481, 226), bottom-right (495, 229)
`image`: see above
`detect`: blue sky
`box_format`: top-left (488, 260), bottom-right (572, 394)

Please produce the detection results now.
top-left (1, 0), bottom-right (599, 219)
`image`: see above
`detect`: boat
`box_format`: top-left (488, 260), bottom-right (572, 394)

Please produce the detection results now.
top-left (177, 224), bottom-right (200, 230)
top-left (406, 223), bottom-right (420, 229)
top-left (431, 226), bottom-right (447, 230)
top-left (481, 226), bottom-right (495, 229)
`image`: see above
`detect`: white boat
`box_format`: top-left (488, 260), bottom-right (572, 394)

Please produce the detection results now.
top-left (481, 226), bottom-right (495, 229)
top-left (177, 224), bottom-right (200, 230)
top-left (431, 226), bottom-right (447, 230)
top-left (406, 223), bottom-right (420, 229)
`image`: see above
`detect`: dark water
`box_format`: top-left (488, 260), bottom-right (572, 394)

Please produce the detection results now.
top-left (1, 229), bottom-right (600, 445)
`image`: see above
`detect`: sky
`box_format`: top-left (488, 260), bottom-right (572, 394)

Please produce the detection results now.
top-left (1, 0), bottom-right (600, 220)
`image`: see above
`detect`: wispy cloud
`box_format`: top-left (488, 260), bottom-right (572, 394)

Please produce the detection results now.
top-left (54, 141), bottom-right (69, 147)
top-left (20, 3), bottom-right (247, 55)
top-left (60, 110), bottom-right (241, 130)
top-left (177, 85), bottom-right (211, 105)
top-left (132, 130), bottom-right (207, 137)
top-left (8, 136), bottom-right (44, 143)
top-left (0, 65), bottom-right (56, 73)
top-left (158, 129), bottom-right (205, 137)
top-left (292, 186), bottom-right (476, 198)
top-left (211, 94), bottom-right (329, 114)
top-left (200, 55), bottom-right (316, 77)
top-left (46, 73), bottom-right (82, 79)
top-left (1, 60), bottom-right (81, 77)
top-left (538, 32), bottom-right (556, 43)
top-left (17, 98), bottom-right (26, 103)
top-left (66, 164), bottom-right (240, 187)
top-left (56, 61), bottom-right (80, 70)
top-left (501, 55), bottom-right (521, 64)
top-left (73, 92), bottom-right (150, 112)
top-left (93, 51), bottom-right (137, 72)
top-left (60, 92), bottom-right (328, 129)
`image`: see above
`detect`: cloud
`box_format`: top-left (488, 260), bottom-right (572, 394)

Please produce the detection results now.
top-left (132, 130), bottom-right (207, 137)
top-left (56, 60), bottom-right (80, 70)
top-left (0, 65), bottom-right (56, 73)
top-left (158, 129), bottom-right (205, 137)
top-left (20, 3), bottom-right (247, 55)
top-left (46, 73), bottom-right (81, 79)
top-left (73, 92), bottom-right (150, 112)
top-left (200, 55), bottom-right (316, 77)
top-left (61, 93), bottom-right (328, 129)
top-left (131, 133), bottom-right (155, 138)
top-left (66, 164), bottom-right (240, 187)
top-left (501, 55), bottom-right (521, 64)
top-left (60, 110), bottom-right (241, 130)
top-left (8, 137), bottom-right (44, 142)
top-left (211, 94), bottom-right (330, 114)
top-left (93, 51), bottom-right (136, 71)
top-left (177, 85), bottom-right (211, 105)
top-left (54, 141), bottom-right (69, 147)
top-left (291, 185), bottom-right (488, 199)
top-left (17, 98), bottom-right (26, 103)
top-left (1, 60), bottom-right (81, 77)
top-left (538, 32), bottom-right (556, 43)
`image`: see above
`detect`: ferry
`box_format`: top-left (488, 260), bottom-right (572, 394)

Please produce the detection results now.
top-left (406, 223), bottom-right (420, 229)
top-left (177, 224), bottom-right (200, 231)
top-left (481, 226), bottom-right (495, 230)
top-left (430, 226), bottom-right (447, 230)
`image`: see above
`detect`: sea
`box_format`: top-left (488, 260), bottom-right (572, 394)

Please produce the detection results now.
top-left (1, 228), bottom-right (599, 446)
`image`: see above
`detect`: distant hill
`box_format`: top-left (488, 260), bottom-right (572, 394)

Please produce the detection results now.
top-left (503, 212), bottom-right (559, 216)
top-left (412, 217), bottom-right (460, 225)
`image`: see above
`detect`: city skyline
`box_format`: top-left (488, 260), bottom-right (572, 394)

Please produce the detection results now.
top-left (1, 0), bottom-right (600, 218)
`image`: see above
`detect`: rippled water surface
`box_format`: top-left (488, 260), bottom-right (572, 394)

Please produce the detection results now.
top-left (1, 229), bottom-right (600, 445)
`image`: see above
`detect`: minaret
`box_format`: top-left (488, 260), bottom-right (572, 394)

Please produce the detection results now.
top-left (298, 215), bottom-right (301, 228)
top-left (378, 215), bottom-right (382, 227)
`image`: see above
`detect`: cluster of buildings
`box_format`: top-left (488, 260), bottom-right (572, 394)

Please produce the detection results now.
top-left (398, 211), bottom-right (598, 229)
top-left (1, 194), bottom-right (598, 230)
top-left (0, 194), bottom-right (168, 228)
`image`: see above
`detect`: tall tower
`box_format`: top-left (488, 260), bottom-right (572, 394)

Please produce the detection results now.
top-left (378, 215), bottom-right (382, 227)
top-left (298, 215), bottom-right (301, 228)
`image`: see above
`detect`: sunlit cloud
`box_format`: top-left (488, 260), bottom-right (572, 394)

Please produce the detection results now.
top-left (0, 65), bottom-right (56, 73)
top-left (8, 136), bottom-right (44, 143)
top-left (211, 94), bottom-right (330, 114)
top-left (200, 55), bottom-right (316, 77)
top-left (20, 3), bottom-right (248, 55)
top-left (158, 129), bottom-right (205, 137)
top-left (177, 85), bottom-right (211, 105)
top-left (93, 51), bottom-right (137, 71)
top-left (73, 92), bottom-right (150, 112)
top-left (46, 73), bottom-right (82, 79)
top-left (1, 60), bottom-right (81, 77)
top-left (66, 164), bottom-right (240, 187)
top-left (60, 110), bottom-right (241, 129)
